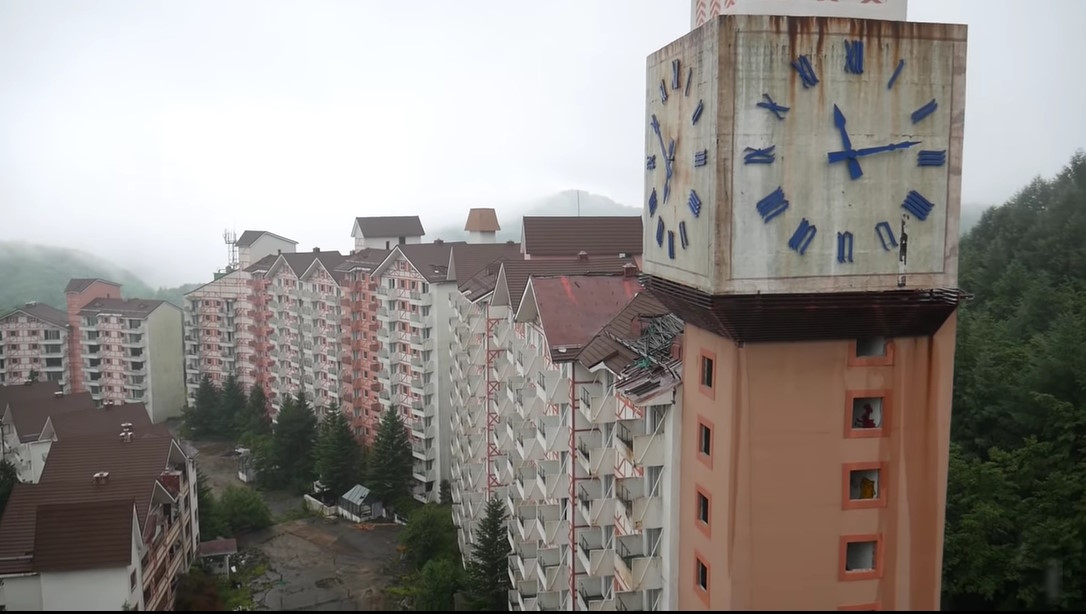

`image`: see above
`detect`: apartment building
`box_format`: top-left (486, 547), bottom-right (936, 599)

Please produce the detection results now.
top-left (183, 270), bottom-right (255, 404)
top-left (0, 424), bottom-right (198, 611)
top-left (351, 215), bottom-right (425, 251)
top-left (333, 248), bottom-right (389, 442)
top-left (234, 230), bottom-right (298, 270)
top-left (65, 279), bottom-right (123, 393)
top-left (78, 298), bottom-right (184, 423)
top-left (573, 293), bottom-right (683, 611)
top-left (0, 303), bottom-right (71, 387)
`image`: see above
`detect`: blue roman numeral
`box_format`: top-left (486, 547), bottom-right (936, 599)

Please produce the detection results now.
top-left (836, 231), bottom-right (854, 263)
top-left (659, 80), bottom-right (668, 104)
top-left (667, 139), bottom-right (675, 163)
top-left (756, 187), bottom-right (789, 223)
top-left (911, 99), bottom-right (938, 124)
top-left (646, 155), bottom-right (656, 170)
top-left (679, 221), bottom-right (689, 249)
top-left (791, 55), bottom-right (819, 88)
top-left (887, 59), bottom-right (905, 90)
top-left (875, 221), bottom-right (898, 251)
top-left (788, 218), bottom-right (817, 256)
top-left (656, 218), bottom-right (665, 247)
top-left (917, 150), bottom-right (946, 167)
top-left (901, 190), bottom-right (935, 221)
top-left (684, 67), bottom-right (693, 96)
top-left (688, 190), bottom-right (702, 218)
top-left (692, 99), bottom-right (704, 125)
top-left (667, 230), bottom-right (676, 259)
top-left (672, 59), bottom-right (681, 90)
top-left (844, 40), bottom-right (864, 74)
top-left (743, 146), bottom-right (776, 165)
top-left (694, 150), bottom-right (708, 167)
top-left (757, 93), bottom-right (789, 120)
top-left (647, 188), bottom-right (658, 216)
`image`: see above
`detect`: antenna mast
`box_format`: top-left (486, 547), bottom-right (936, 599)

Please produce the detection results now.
top-left (223, 229), bottom-right (238, 272)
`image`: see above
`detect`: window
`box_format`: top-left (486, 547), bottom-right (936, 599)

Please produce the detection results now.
top-left (849, 337), bottom-right (895, 366)
top-left (697, 491), bottom-right (709, 523)
top-left (845, 392), bottom-right (891, 438)
top-left (696, 417), bottom-right (713, 468)
top-left (839, 534), bottom-right (883, 581)
top-left (695, 486), bottom-right (711, 537)
top-left (842, 462), bottom-right (887, 510)
top-left (130, 569), bottom-right (137, 590)
top-left (694, 552), bottom-right (710, 605)
top-left (699, 350), bottom-right (715, 398)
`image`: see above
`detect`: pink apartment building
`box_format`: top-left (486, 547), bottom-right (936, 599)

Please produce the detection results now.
top-left (0, 303), bottom-right (70, 387)
top-left (65, 279), bottom-right (122, 393)
top-left (334, 248), bottom-right (388, 443)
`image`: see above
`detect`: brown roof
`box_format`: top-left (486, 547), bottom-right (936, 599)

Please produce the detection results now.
top-left (447, 242), bottom-right (522, 283)
top-left (277, 251), bottom-right (348, 282)
top-left (235, 230), bottom-right (298, 247)
top-left (521, 216), bottom-right (643, 257)
top-left (244, 253), bottom-right (279, 273)
top-left (34, 500), bottom-right (135, 572)
top-left (5, 391), bottom-right (96, 442)
top-left (393, 242), bottom-right (466, 282)
top-left (577, 292), bottom-right (671, 372)
top-left (464, 208), bottom-right (501, 232)
top-left (1, 303), bottom-right (69, 328)
top-left (65, 278), bottom-right (121, 293)
top-left (457, 257), bottom-right (515, 298)
top-left (355, 216), bottom-right (425, 238)
top-left (80, 297), bottom-right (168, 318)
top-left (0, 430), bottom-right (179, 574)
top-left (334, 248), bottom-right (392, 273)
top-left (522, 275), bottom-right (643, 360)
top-left (199, 538), bottom-right (239, 557)
top-left (44, 403), bottom-right (154, 440)
top-left (0, 381), bottom-right (64, 407)
top-left (495, 256), bottom-right (639, 312)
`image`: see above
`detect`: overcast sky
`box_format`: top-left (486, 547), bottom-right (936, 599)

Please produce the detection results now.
top-left (1, 0), bottom-right (1083, 286)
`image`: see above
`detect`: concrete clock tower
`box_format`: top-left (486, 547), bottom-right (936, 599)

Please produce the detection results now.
top-left (641, 9), bottom-right (968, 612)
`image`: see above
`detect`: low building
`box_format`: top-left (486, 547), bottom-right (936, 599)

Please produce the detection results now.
top-left (0, 303), bottom-right (71, 388)
top-left (198, 538), bottom-right (238, 577)
top-left (351, 215), bottom-right (425, 252)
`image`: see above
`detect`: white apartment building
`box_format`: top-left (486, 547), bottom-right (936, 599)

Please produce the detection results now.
top-left (0, 303), bottom-right (71, 388)
top-left (78, 298), bottom-right (184, 423)
top-left (350, 216), bottom-right (425, 252)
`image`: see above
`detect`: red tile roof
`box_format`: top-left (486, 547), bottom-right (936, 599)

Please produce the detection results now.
top-left (521, 216), bottom-right (643, 257)
top-left (494, 257), bottom-right (639, 312)
top-left (521, 275), bottom-right (643, 360)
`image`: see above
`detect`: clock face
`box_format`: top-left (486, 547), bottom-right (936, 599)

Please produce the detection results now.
top-left (643, 18), bottom-right (962, 293)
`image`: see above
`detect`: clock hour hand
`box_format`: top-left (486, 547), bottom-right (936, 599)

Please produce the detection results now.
top-left (827, 140), bottom-right (922, 164)
top-left (832, 105), bottom-right (863, 180)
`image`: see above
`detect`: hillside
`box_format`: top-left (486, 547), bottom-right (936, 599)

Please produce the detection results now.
top-left (428, 189), bottom-right (639, 242)
top-left (0, 242), bottom-right (199, 312)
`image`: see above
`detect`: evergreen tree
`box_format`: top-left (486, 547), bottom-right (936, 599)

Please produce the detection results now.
top-left (415, 557), bottom-right (463, 611)
top-left (465, 497), bottom-right (512, 611)
top-left (183, 375), bottom-right (221, 439)
top-left (194, 465), bottom-right (228, 540)
top-left (439, 479), bottom-right (452, 505)
top-left (366, 409), bottom-right (413, 509)
top-left (269, 391), bottom-right (318, 492)
top-left (218, 374), bottom-right (247, 439)
top-left (237, 383), bottom-right (272, 440)
top-left (0, 459), bottom-right (18, 518)
top-left (399, 503), bottom-right (459, 568)
top-left (315, 405), bottom-right (363, 496)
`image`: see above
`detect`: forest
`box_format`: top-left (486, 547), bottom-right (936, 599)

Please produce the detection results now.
top-left (942, 151), bottom-right (1086, 610)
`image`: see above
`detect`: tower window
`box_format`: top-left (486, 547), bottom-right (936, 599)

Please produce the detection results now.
top-left (855, 337), bottom-right (887, 357)
top-left (839, 534), bottom-right (884, 581)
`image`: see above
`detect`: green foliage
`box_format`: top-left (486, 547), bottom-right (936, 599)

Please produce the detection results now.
top-left (174, 565), bottom-right (226, 611)
top-left (184, 375), bottom-right (222, 439)
top-left (264, 391), bottom-right (317, 493)
top-left (464, 497), bottom-right (511, 611)
top-left (0, 459), bottom-right (18, 519)
top-left (194, 465), bottom-right (228, 540)
top-left (315, 405), bottom-right (364, 497)
top-left (219, 374), bottom-right (247, 439)
top-left (943, 151), bottom-right (1086, 610)
top-left (218, 485), bottom-right (273, 534)
top-left (237, 383), bottom-right (272, 439)
top-left (439, 479), bottom-right (452, 505)
top-left (415, 556), bottom-right (464, 611)
top-left (367, 409), bottom-right (414, 509)
top-left (399, 503), bottom-right (459, 569)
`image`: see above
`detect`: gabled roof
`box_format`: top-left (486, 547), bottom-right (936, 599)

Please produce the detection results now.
top-left (517, 274), bottom-right (642, 361)
top-left (235, 230), bottom-right (298, 247)
top-left (0, 302), bottom-right (68, 328)
top-left (199, 538), bottom-right (238, 558)
top-left (335, 248), bottom-right (392, 274)
top-left (4, 391), bottom-right (96, 442)
top-left (41, 403), bottom-right (154, 441)
top-left (65, 278), bottom-right (122, 294)
top-left (374, 242), bottom-right (465, 283)
top-left (80, 298), bottom-right (170, 318)
top-left (577, 292), bottom-right (672, 372)
top-left (447, 242), bottom-right (522, 283)
top-left (244, 254), bottom-right (279, 273)
top-left (521, 216), bottom-right (643, 257)
top-left (457, 257), bottom-right (513, 299)
top-left (266, 251), bottom-right (347, 282)
top-left (353, 216), bottom-right (425, 238)
top-left (464, 208), bottom-right (501, 232)
top-left (492, 256), bottom-right (639, 312)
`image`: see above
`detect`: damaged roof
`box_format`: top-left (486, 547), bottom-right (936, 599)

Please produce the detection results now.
top-left (577, 292), bottom-right (673, 373)
top-left (447, 242), bottom-right (522, 283)
top-left (519, 274), bottom-right (643, 361)
top-left (494, 257), bottom-right (639, 312)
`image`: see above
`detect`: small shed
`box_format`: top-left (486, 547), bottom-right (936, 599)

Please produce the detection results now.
top-left (339, 484), bottom-right (380, 522)
top-left (198, 538), bottom-right (238, 576)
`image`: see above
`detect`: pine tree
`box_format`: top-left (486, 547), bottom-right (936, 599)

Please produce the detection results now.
top-left (0, 459), bottom-right (18, 518)
top-left (465, 496), bottom-right (512, 611)
top-left (315, 405), bottom-right (363, 496)
top-left (269, 391), bottom-right (318, 492)
top-left (237, 383), bottom-right (272, 440)
top-left (184, 375), bottom-right (221, 439)
top-left (218, 374), bottom-right (247, 439)
top-left (366, 409), bottom-right (413, 509)
top-left (439, 479), bottom-right (452, 505)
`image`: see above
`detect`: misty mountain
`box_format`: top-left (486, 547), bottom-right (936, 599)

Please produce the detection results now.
top-left (428, 189), bottom-right (640, 243)
top-left (0, 241), bottom-right (199, 312)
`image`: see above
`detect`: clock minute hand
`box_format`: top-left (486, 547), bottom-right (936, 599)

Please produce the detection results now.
top-left (832, 105), bottom-right (863, 180)
top-left (828, 140), bottom-right (922, 164)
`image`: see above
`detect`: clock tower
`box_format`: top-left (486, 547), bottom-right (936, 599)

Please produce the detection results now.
top-left (642, 12), bottom-right (968, 611)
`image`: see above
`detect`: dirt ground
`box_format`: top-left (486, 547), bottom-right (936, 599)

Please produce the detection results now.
top-left (176, 426), bottom-right (404, 611)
